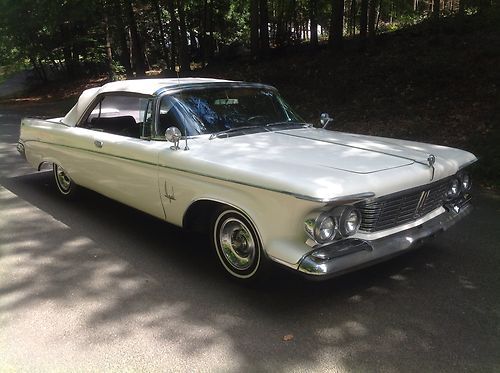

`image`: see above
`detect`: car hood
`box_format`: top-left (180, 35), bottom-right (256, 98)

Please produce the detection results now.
top-left (172, 128), bottom-right (477, 201)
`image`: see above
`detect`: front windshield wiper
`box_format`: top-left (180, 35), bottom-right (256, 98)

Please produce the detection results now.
top-left (209, 125), bottom-right (269, 140)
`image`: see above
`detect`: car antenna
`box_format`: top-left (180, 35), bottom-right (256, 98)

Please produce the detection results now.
top-left (176, 66), bottom-right (189, 151)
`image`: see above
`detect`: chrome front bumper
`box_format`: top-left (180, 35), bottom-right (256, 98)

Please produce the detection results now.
top-left (298, 199), bottom-right (472, 279)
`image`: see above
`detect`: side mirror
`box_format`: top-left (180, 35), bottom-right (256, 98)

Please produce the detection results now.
top-left (165, 126), bottom-right (182, 150)
top-left (320, 113), bottom-right (333, 128)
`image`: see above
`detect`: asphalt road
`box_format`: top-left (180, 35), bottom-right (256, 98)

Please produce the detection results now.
top-left (1, 103), bottom-right (499, 372)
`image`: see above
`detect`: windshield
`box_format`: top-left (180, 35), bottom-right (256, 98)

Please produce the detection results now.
top-left (158, 87), bottom-right (303, 137)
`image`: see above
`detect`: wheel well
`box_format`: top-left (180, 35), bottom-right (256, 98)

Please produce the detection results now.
top-left (38, 161), bottom-right (52, 171)
top-left (182, 200), bottom-right (226, 234)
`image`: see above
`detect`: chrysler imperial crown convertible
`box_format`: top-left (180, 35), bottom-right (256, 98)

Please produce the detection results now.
top-left (17, 78), bottom-right (477, 280)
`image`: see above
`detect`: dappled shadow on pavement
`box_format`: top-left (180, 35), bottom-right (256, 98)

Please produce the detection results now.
top-left (1, 170), bottom-right (499, 371)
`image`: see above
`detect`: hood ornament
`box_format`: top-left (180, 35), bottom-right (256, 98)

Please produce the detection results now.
top-left (427, 154), bottom-right (436, 181)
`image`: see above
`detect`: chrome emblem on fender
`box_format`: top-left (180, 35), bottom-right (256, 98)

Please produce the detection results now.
top-left (163, 181), bottom-right (176, 203)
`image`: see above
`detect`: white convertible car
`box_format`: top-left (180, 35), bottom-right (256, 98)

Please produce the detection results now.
top-left (18, 78), bottom-right (476, 280)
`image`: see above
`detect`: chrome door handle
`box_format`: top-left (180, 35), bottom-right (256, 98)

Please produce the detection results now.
top-left (94, 140), bottom-right (103, 148)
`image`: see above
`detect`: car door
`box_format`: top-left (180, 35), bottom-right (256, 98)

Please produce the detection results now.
top-left (155, 95), bottom-right (198, 225)
top-left (78, 94), bottom-right (166, 220)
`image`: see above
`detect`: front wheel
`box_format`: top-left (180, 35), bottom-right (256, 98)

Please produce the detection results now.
top-left (211, 208), bottom-right (268, 280)
top-left (53, 164), bottom-right (78, 198)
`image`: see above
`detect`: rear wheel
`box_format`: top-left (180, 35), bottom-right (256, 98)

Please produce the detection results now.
top-left (53, 164), bottom-right (78, 198)
top-left (211, 207), bottom-right (268, 280)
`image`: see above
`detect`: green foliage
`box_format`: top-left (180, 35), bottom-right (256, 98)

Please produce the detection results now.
top-left (0, 0), bottom-right (495, 79)
top-left (224, 1), bottom-right (250, 44)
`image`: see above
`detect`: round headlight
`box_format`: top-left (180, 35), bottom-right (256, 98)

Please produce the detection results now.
top-left (315, 215), bottom-right (336, 243)
top-left (338, 207), bottom-right (362, 237)
top-left (460, 173), bottom-right (471, 191)
top-left (446, 178), bottom-right (460, 200)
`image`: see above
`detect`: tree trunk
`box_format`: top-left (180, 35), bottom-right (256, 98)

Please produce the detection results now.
top-left (259, 0), bottom-right (270, 51)
top-left (112, 0), bottom-right (133, 77)
top-left (200, 0), bottom-right (208, 65)
top-left (62, 45), bottom-right (74, 78)
top-left (329, 0), bottom-right (344, 49)
top-left (368, 0), bottom-right (377, 37)
top-left (177, 0), bottom-right (190, 72)
top-left (152, 0), bottom-right (170, 68)
top-left (292, 0), bottom-right (299, 41)
top-left (104, 12), bottom-right (114, 80)
top-left (124, 0), bottom-right (146, 76)
top-left (360, 0), bottom-right (368, 38)
top-left (433, 0), bottom-right (440, 18)
top-left (165, 0), bottom-right (179, 71)
top-left (30, 56), bottom-right (44, 82)
top-left (376, 0), bottom-right (381, 32)
top-left (349, 0), bottom-right (356, 36)
top-left (250, 0), bottom-right (259, 55)
top-left (309, 0), bottom-right (318, 46)
top-left (208, 0), bottom-right (215, 58)
top-left (275, 0), bottom-right (286, 46)
top-left (59, 23), bottom-right (77, 78)
top-left (458, 0), bottom-right (465, 14)
top-left (37, 58), bottom-right (48, 81)
top-left (102, 1), bottom-right (114, 80)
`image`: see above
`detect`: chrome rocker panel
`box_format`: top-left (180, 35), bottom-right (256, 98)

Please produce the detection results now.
top-left (298, 199), bottom-right (472, 279)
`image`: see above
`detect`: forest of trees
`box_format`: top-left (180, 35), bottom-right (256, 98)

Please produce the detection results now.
top-left (0, 0), bottom-right (497, 80)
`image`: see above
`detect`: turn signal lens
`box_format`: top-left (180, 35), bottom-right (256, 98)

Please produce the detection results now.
top-left (460, 173), bottom-right (471, 191)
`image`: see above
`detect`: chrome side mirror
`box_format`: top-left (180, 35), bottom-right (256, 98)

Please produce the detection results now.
top-left (320, 113), bottom-right (333, 128)
top-left (165, 127), bottom-right (182, 150)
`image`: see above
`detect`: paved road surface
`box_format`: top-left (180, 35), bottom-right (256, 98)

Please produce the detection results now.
top-left (1, 103), bottom-right (499, 372)
top-left (0, 70), bottom-right (36, 98)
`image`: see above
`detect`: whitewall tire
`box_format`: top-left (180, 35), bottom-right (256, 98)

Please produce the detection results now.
top-left (53, 164), bottom-right (78, 198)
top-left (211, 208), bottom-right (267, 280)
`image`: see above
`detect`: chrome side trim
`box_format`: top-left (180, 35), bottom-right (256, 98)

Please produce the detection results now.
top-left (158, 162), bottom-right (373, 203)
top-left (295, 192), bottom-right (375, 203)
top-left (23, 139), bottom-right (371, 204)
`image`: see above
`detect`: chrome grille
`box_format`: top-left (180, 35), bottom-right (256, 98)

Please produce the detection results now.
top-left (356, 178), bottom-right (449, 232)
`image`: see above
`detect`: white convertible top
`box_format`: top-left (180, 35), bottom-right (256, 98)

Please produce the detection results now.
top-left (62, 77), bottom-right (234, 126)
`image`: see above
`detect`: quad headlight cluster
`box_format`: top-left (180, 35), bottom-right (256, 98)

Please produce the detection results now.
top-left (304, 206), bottom-right (362, 245)
top-left (446, 172), bottom-right (471, 201)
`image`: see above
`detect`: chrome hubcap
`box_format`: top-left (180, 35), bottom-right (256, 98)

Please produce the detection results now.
top-left (56, 166), bottom-right (71, 191)
top-left (219, 218), bottom-right (256, 270)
